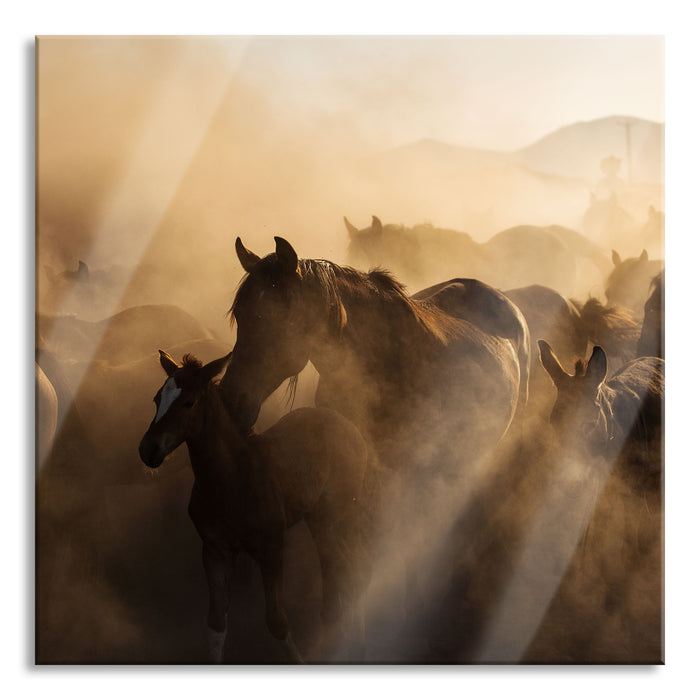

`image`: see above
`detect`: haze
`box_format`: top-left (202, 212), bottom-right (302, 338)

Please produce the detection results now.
top-left (35, 35), bottom-right (664, 665)
top-left (37, 35), bottom-right (664, 335)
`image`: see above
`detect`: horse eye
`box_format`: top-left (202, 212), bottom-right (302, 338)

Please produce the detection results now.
top-left (183, 400), bottom-right (195, 409)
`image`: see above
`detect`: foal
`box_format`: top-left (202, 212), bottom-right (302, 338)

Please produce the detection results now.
top-left (139, 351), bottom-right (369, 663)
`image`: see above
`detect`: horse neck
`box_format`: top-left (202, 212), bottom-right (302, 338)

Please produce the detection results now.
top-left (185, 383), bottom-right (250, 488)
top-left (309, 272), bottom-right (440, 381)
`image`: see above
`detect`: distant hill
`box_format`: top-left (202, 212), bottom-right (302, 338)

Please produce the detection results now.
top-left (514, 115), bottom-right (664, 184)
top-left (347, 116), bottom-right (663, 239)
top-left (382, 116), bottom-right (664, 186)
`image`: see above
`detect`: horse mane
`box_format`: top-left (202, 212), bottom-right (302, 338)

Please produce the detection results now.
top-left (574, 297), bottom-right (640, 356)
top-left (181, 353), bottom-right (203, 368)
top-left (230, 256), bottom-right (463, 345)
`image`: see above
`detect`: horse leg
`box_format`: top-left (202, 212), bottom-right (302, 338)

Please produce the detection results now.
top-left (202, 543), bottom-right (236, 663)
top-left (347, 592), bottom-right (367, 662)
top-left (257, 545), bottom-right (304, 663)
top-left (306, 516), bottom-right (348, 656)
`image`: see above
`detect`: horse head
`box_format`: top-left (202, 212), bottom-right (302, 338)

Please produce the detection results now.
top-left (222, 237), bottom-right (340, 429)
top-left (138, 350), bottom-right (231, 468)
top-left (538, 339), bottom-right (611, 455)
top-left (605, 249), bottom-right (658, 312)
top-left (344, 215), bottom-right (384, 270)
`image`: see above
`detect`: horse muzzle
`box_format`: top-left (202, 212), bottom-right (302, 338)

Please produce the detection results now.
top-left (139, 433), bottom-right (170, 469)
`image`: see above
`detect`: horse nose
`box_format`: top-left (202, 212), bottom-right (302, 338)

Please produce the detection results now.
top-left (139, 435), bottom-right (163, 469)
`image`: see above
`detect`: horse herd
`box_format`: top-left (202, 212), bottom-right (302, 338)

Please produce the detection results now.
top-left (37, 216), bottom-right (665, 664)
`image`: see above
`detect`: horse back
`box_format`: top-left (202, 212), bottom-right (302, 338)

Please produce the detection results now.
top-left (414, 278), bottom-right (530, 413)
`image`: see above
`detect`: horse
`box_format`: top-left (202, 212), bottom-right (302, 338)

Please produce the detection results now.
top-left (637, 271), bottom-right (664, 359)
top-left (139, 350), bottom-right (370, 663)
top-left (570, 296), bottom-right (641, 369)
top-left (605, 249), bottom-right (664, 316)
top-left (220, 236), bottom-right (526, 652)
top-left (223, 236), bottom-right (525, 471)
top-left (537, 340), bottom-right (664, 489)
top-left (38, 303), bottom-right (218, 365)
top-left (536, 340), bottom-right (664, 652)
top-left (39, 259), bottom-right (129, 322)
top-left (482, 223), bottom-right (609, 297)
top-left (344, 216), bottom-right (608, 298)
top-left (501, 285), bottom-right (586, 413)
top-left (344, 215), bottom-right (488, 292)
top-left (412, 277), bottom-right (530, 416)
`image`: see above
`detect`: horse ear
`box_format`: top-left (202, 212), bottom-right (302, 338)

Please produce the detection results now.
top-left (274, 236), bottom-right (300, 276)
top-left (159, 349), bottom-right (180, 376)
top-left (640, 249), bottom-right (649, 263)
top-left (235, 237), bottom-right (261, 273)
top-left (371, 216), bottom-right (383, 234)
top-left (611, 250), bottom-right (622, 267)
top-left (585, 346), bottom-right (607, 387)
top-left (200, 352), bottom-right (233, 385)
top-left (344, 217), bottom-right (359, 239)
top-left (537, 339), bottom-right (568, 388)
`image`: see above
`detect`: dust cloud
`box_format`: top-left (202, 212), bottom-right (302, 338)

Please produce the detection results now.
top-left (36, 36), bottom-right (663, 664)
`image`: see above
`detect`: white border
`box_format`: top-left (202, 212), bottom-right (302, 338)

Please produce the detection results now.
top-left (6, 2), bottom-right (698, 697)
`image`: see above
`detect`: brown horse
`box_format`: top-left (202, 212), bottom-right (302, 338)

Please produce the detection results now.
top-left (637, 271), bottom-right (664, 359)
top-left (501, 285), bottom-right (586, 413)
top-left (345, 216), bottom-right (608, 298)
top-left (605, 249), bottom-right (663, 316)
top-left (223, 237), bottom-right (524, 476)
top-left (220, 237), bottom-right (526, 650)
top-left (412, 277), bottom-right (530, 415)
top-left (139, 350), bottom-right (369, 663)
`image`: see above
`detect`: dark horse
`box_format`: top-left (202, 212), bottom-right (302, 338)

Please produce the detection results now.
top-left (637, 271), bottom-right (664, 359)
top-left (222, 237), bottom-right (526, 475)
top-left (139, 350), bottom-right (369, 663)
top-left (219, 237), bottom-right (529, 649)
top-left (536, 341), bottom-right (664, 643)
top-left (605, 249), bottom-right (663, 316)
top-left (538, 340), bottom-right (664, 488)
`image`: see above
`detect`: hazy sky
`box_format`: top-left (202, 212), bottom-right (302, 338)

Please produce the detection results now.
top-left (36, 34), bottom-right (665, 271)
top-left (234, 35), bottom-right (664, 151)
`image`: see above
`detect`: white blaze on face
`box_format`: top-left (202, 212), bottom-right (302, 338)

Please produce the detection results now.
top-left (155, 377), bottom-right (182, 423)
